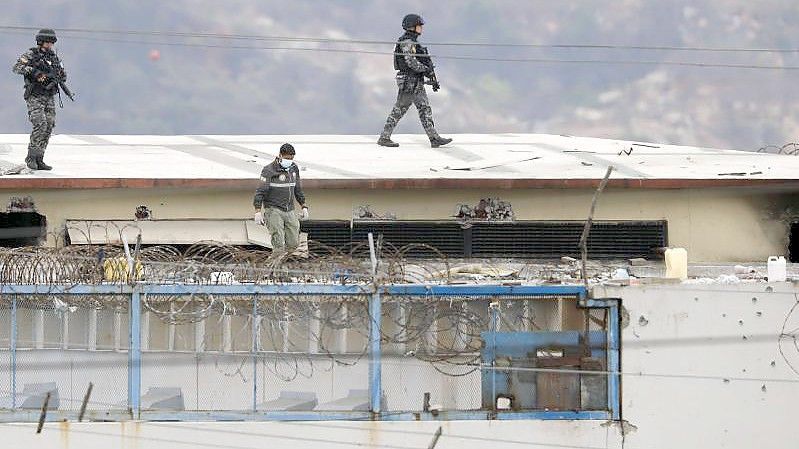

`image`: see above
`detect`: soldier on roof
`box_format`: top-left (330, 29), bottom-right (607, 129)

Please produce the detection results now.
top-left (377, 14), bottom-right (452, 149)
top-left (12, 29), bottom-right (69, 171)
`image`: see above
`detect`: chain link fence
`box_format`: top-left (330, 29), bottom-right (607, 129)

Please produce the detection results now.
top-left (0, 286), bottom-right (616, 419)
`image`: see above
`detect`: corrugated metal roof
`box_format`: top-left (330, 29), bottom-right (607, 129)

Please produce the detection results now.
top-left (1, 133), bottom-right (798, 189)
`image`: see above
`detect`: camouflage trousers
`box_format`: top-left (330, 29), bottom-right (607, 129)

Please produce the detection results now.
top-left (380, 77), bottom-right (439, 140)
top-left (26, 95), bottom-right (56, 159)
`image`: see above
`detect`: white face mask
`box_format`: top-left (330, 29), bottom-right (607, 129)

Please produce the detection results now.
top-left (279, 158), bottom-right (293, 169)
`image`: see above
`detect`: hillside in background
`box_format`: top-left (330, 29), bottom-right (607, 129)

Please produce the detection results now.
top-left (2, 0), bottom-right (798, 150)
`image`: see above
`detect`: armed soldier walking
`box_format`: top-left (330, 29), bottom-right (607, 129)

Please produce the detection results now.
top-left (12, 29), bottom-right (73, 170)
top-left (377, 14), bottom-right (452, 148)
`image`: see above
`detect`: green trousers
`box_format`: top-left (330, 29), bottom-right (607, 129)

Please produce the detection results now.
top-left (265, 207), bottom-right (300, 252)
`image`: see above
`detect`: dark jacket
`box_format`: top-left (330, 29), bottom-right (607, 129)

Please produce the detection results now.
top-left (253, 159), bottom-right (306, 212)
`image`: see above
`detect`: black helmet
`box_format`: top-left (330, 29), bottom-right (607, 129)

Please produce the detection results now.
top-left (402, 14), bottom-right (425, 31)
top-left (35, 28), bottom-right (57, 45)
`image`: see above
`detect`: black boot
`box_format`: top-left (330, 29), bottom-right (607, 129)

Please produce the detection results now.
top-left (377, 137), bottom-right (399, 147)
top-left (35, 156), bottom-right (52, 171)
top-left (430, 136), bottom-right (453, 148)
top-left (25, 155), bottom-right (38, 170)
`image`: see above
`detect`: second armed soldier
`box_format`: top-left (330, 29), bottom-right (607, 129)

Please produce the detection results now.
top-left (377, 14), bottom-right (452, 148)
top-left (12, 29), bottom-right (70, 170)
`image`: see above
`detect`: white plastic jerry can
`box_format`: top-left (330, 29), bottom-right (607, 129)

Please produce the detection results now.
top-left (664, 248), bottom-right (688, 280)
top-left (767, 256), bottom-right (787, 282)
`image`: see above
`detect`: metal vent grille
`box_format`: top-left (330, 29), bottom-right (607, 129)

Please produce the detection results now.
top-left (470, 221), bottom-right (666, 259)
top-left (299, 220), bottom-right (666, 259)
top-left (300, 220), bottom-right (351, 249)
top-left (353, 221), bottom-right (464, 257)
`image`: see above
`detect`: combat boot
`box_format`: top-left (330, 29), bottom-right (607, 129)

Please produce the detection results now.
top-left (377, 137), bottom-right (399, 147)
top-left (35, 156), bottom-right (52, 171)
top-left (430, 136), bottom-right (453, 148)
top-left (25, 156), bottom-right (38, 170)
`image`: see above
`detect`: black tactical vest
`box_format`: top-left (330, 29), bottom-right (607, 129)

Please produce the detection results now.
top-left (393, 31), bottom-right (420, 74)
top-left (26, 48), bottom-right (61, 98)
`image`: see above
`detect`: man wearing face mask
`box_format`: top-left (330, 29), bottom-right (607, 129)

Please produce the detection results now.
top-left (253, 143), bottom-right (309, 254)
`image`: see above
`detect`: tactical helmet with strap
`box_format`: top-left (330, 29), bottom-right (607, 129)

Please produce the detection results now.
top-left (35, 29), bottom-right (57, 45)
top-left (402, 14), bottom-right (424, 31)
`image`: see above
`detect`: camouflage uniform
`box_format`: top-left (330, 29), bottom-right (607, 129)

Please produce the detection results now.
top-left (12, 47), bottom-right (63, 167)
top-left (379, 32), bottom-right (442, 141)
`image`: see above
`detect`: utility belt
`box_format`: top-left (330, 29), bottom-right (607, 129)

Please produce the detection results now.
top-left (396, 72), bottom-right (423, 93)
top-left (23, 80), bottom-right (56, 101)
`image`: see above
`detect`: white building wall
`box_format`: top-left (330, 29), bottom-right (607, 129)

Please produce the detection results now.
top-left (4, 283), bottom-right (799, 448)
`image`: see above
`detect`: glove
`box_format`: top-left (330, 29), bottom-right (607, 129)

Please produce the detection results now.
top-left (300, 206), bottom-right (310, 220)
top-left (254, 211), bottom-right (264, 225)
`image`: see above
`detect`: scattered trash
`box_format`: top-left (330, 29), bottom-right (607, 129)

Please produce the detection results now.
top-left (734, 265), bottom-right (754, 275)
top-left (436, 263), bottom-right (519, 280)
top-left (7, 196), bottom-right (36, 212)
top-left (628, 258), bottom-right (648, 266)
top-left (612, 268), bottom-right (630, 280)
top-left (561, 256), bottom-right (577, 263)
top-left (455, 198), bottom-right (514, 221)
top-left (353, 205), bottom-right (396, 220)
top-left (685, 275), bottom-right (740, 284)
top-left (135, 205), bottom-right (152, 220)
top-left (638, 316), bottom-right (649, 326)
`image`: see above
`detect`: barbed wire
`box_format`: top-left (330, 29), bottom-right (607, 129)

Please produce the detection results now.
top-left (756, 142), bottom-right (799, 155)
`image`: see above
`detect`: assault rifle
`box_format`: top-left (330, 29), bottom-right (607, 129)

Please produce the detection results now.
top-left (416, 45), bottom-right (441, 92)
top-left (27, 52), bottom-right (75, 104)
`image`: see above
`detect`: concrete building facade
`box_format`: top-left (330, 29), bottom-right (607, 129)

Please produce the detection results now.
top-left (2, 133), bottom-right (799, 261)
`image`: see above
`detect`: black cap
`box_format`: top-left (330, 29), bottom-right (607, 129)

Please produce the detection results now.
top-left (279, 143), bottom-right (295, 156)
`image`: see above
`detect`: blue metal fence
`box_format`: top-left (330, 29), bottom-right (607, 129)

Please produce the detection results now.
top-left (0, 283), bottom-right (619, 422)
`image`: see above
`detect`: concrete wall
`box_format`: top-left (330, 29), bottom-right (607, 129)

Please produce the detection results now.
top-left (1, 186), bottom-right (794, 261)
top-left (4, 283), bottom-right (799, 448)
top-left (598, 282), bottom-right (799, 449)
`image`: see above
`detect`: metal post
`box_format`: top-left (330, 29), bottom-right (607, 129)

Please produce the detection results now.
top-left (607, 301), bottom-right (621, 420)
top-left (368, 289), bottom-right (382, 414)
top-left (10, 295), bottom-right (17, 409)
top-left (489, 302), bottom-right (499, 411)
top-left (367, 233), bottom-right (382, 414)
top-left (128, 289), bottom-right (142, 417)
top-left (252, 297), bottom-right (258, 412)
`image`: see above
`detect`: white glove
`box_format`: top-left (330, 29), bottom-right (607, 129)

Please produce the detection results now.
top-left (254, 211), bottom-right (264, 225)
top-left (300, 206), bottom-right (310, 220)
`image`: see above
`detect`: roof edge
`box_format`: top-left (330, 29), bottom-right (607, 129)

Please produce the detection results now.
top-left (2, 178), bottom-right (799, 190)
